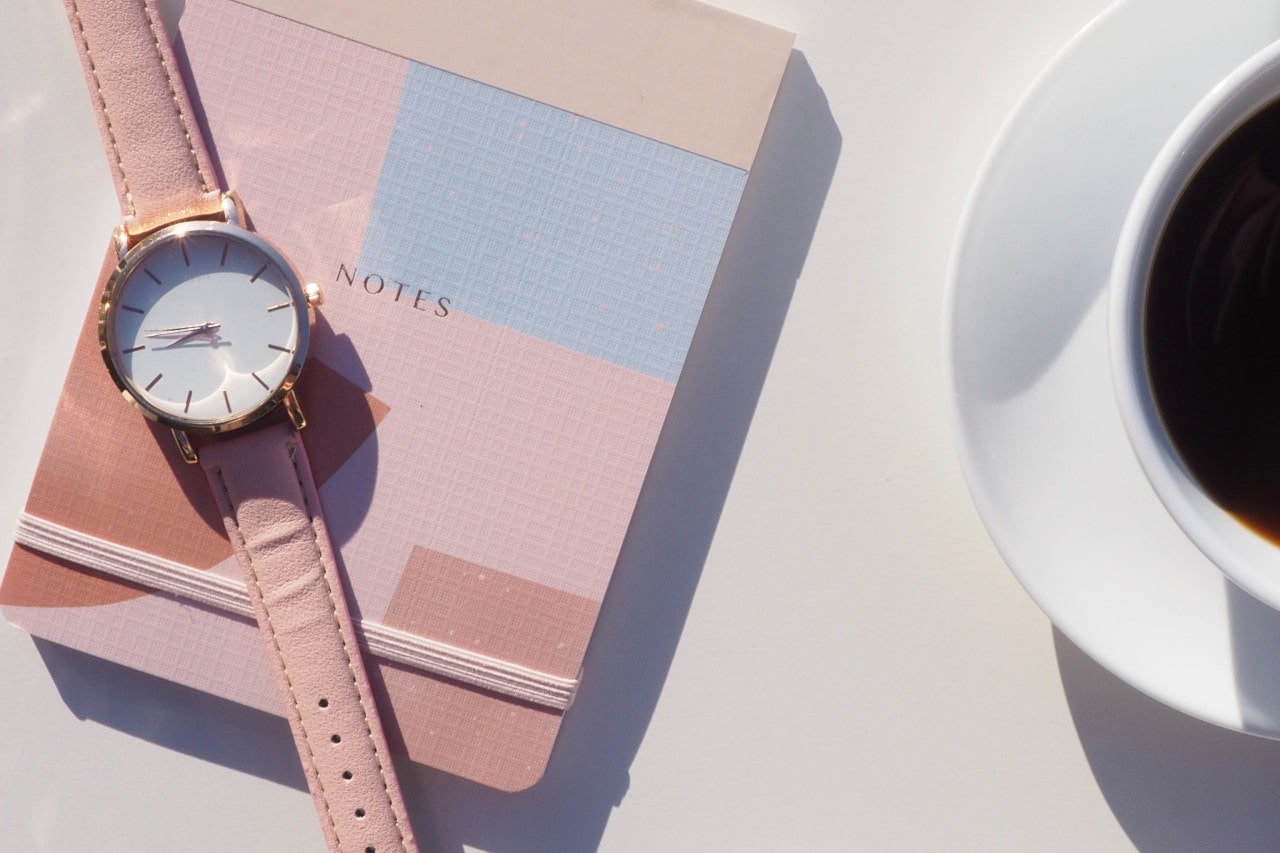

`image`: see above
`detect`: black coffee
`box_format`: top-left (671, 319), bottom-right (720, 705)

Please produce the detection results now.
top-left (1147, 97), bottom-right (1280, 542)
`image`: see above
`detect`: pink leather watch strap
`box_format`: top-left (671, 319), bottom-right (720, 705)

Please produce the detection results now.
top-left (65, 1), bottom-right (417, 847)
top-left (200, 422), bottom-right (417, 853)
top-left (64, 0), bottom-right (224, 237)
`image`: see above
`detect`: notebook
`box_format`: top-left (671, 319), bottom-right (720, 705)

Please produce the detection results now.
top-left (1, 0), bottom-right (792, 790)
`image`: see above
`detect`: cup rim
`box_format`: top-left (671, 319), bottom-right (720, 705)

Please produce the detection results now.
top-left (1110, 37), bottom-right (1280, 609)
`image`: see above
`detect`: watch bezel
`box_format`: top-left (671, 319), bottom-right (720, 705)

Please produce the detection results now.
top-left (97, 219), bottom-right (311, 434)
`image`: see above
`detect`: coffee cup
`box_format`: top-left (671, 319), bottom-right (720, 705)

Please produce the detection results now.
top-left (1112, 39), bottom-right (1280, 610)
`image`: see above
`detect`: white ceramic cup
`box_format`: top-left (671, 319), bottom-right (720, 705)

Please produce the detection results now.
top-left (1111, 38), bottom-right (1280, 611)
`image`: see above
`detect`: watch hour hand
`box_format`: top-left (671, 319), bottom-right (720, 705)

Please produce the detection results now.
top-left (160, 327), bottom-right (215, 349)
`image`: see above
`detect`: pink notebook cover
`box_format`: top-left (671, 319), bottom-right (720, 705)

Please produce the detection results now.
top-left (1, 0), bottom-right (791, 790)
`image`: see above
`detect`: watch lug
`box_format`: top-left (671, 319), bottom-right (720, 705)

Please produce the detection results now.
top-left (283, 390), bottom-right (307, 431)
top-left (220, 191), bottom-right (245, 227)
top-left (112, 224), bottom-right (129, 263)
top-left (172, 429), bottom-right (199, 464)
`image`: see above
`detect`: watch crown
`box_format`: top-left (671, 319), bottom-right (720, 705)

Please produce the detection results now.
top-left (304, 282), bottom-right (323, 307)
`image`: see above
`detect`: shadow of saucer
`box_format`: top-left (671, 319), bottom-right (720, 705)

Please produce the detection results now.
top-left (1056, 626), bottom-right (1280, 851)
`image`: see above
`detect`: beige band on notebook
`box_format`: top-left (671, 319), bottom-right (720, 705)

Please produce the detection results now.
top-left (243, 0), bottom-right (794, 170)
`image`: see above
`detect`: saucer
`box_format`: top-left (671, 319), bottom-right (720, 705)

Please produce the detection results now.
top-left (946, 0), bottom-right (1280, 736)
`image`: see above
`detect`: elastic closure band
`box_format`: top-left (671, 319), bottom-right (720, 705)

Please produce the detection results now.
top-left (13, 511), bottom-right (578, 710)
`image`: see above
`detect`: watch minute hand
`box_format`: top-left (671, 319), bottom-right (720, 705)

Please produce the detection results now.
top-left (143, 322), bottom-right (220, 338)
top-left (144, 322), bottom-right (223, 349)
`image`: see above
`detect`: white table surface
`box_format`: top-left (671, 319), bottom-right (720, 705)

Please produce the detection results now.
top-left (9, 0), bottom-right (1279, 850)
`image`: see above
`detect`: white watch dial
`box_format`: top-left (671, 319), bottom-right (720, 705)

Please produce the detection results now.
top-left (101, 221), bottom-right (309, 430)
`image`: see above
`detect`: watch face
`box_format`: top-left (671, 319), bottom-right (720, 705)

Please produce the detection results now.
top-left (99, 220), bottom-right (310, 432)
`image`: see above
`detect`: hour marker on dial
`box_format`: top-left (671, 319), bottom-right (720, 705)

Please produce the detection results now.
top-left (250, 263), bottom-right (269, 282)
top-left (267, 344), bottom-right (292, 353)
top-left (145, 373), bottom-right (163, 391)
top-left (123, 344), bottom-right (145, 354)
top-left (145, 269), bottom-right (162, 285)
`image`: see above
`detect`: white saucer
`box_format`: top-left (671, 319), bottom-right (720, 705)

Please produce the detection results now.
top-left (946, 0), bottom-right (1280, 736)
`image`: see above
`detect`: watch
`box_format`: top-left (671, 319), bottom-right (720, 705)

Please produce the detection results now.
top-left (63, 0), bottom-right (417, 850)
